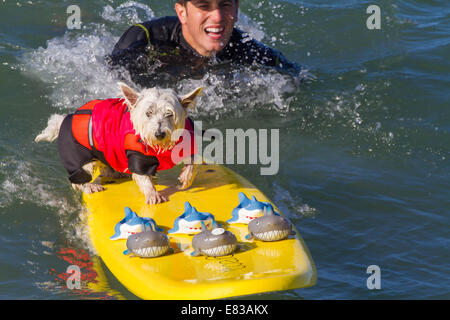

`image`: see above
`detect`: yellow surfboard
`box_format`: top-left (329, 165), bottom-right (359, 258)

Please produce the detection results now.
top-left (83, 163), bottom-right (316, 300)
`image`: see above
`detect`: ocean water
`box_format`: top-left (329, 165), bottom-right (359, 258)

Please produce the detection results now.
top-left (0, 0), bottom-right (449, 299)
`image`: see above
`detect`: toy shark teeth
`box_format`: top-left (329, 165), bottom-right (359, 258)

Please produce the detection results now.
top-left (201, 244), bottom-right (237, 257)
top-left (227, 192), bottom-right (279, 225)
top-left (130, 246), bottom-right (170, 257)
top-left (251, 229), bottom-right (292, 242)
top-left (168, 202), bottom-right (218, 235)
top-left (245, 207), bottom-right (295, 242)
top-left (191, 222), bottom-right (238, 257)
top-left (110, 207), bottom-right (163, 240)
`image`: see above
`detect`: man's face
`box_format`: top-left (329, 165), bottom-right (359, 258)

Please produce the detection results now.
top-left (175, 0), bottom-right (239, 57)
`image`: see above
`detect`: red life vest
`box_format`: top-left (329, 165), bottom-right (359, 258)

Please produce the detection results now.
top-left (71, 98), bottom-right (196, 173)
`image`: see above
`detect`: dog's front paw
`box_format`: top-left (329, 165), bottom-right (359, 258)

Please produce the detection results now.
top-left (145, 190), bottom-right (168, 205)
top-left (178, 164), bottom-right (197, 190)
top-left (79, 183), bottom-right (105, 194)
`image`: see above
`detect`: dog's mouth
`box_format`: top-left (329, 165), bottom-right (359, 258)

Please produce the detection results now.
top-left (145, 137), bottom-right (176, 153)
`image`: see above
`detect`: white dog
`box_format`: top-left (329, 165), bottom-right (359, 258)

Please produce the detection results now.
top-left (35, 82), bottom-right (203, 205)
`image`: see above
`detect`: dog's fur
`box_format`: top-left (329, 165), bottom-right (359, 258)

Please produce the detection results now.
top-left (35, 82), bottom-right (203, 205)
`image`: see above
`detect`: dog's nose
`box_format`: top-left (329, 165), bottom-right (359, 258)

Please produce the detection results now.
top-left (155, 131), bottom-right (166, 140)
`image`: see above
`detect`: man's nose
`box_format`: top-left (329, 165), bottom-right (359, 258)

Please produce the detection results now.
top-left (209, 8), bottom-right (224, 22)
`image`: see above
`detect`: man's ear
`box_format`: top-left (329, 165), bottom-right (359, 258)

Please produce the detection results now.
top-left (118, 82), bottom-right (140, 109)
top-left (179, 87), bottom-right (203, 110)
top-left (175, 3), bottom-right (187, 25)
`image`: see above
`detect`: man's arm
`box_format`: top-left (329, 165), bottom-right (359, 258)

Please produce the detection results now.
top-left (106, 24), bottom-right (150, 69)
top-left (107, 17), bottom-right (180, 66)
top-left (113, 24), bottom-right (150, 52)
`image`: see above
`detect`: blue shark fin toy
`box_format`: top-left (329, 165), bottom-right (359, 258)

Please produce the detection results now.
top-left (227, 192), bottom-right (279, 225)
top-left (168, 202), bottom-right (218, 235)
top-left (110, 207), bottom-right (162, 240)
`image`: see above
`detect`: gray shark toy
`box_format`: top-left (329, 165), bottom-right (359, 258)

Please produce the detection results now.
top-left (245, 207), bottom-right (295, 242)
top-left (191, 222), bottom-right (238, 257)
top-left (124, 227), bottom-right (173, 258)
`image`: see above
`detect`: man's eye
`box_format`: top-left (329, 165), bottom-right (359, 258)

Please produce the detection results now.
top-left (221, 0), bottom-right (233, 7)
top-left (194, 1), bottom-right (210, 9)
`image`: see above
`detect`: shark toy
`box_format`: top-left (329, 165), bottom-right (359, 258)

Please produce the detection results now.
top-left (227, 192), bottom-right (280, 225)
top-left (124, 224), bottom-right (173, 258)
top-left (245, 207), bottom-right (295, 242)
top-left (191, 222), bottom-right (238, 257)
top-left (168, 202), bottom-right (218, 235)
top-left (110, 207), bottom-right (163, 240)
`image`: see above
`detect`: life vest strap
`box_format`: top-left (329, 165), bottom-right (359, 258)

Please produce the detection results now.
top-left (72, 100), bottom-right (102, 151)
top-left (88, 116), bottom-right (94, 149)
top-left (73, 109), bottom-right (93, 115)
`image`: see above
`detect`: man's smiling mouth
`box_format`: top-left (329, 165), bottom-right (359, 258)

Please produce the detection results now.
top-left (204, 26), bottom-right (225, 40)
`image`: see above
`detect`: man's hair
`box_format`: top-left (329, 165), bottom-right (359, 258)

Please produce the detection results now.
top-left (177, 0), bottom-right (237, 5)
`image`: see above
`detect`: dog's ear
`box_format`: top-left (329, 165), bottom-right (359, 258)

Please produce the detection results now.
top-left (118, 82), bottom-right (140, 109)
top-left (179, 87), bottom-right (203, 111)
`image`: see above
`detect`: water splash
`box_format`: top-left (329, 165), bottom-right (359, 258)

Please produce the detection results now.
top-left (102, 1), bottom-right (155, 26)
top-left (177, 66), bottom-right (298, 119)
top-left (19, 23), bottom-right (126, 110)
top-left (236, 12), bottom-right (265, 42)
top-left (0, 156), bottom-right (95, 252)
top-left (18, 2), bottom-right (300, 117)
top-left (272, 182), bottom-right (319, 220)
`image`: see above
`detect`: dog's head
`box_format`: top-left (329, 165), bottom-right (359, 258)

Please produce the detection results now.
top-left (118, 82), bottom-right (203, 151)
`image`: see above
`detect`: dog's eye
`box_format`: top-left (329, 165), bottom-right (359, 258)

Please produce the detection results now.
top-left (146, 110), bottom-right (153, 117)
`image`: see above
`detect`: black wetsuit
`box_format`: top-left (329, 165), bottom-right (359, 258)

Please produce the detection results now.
top-left (107, 16), bottom-right (301, 87)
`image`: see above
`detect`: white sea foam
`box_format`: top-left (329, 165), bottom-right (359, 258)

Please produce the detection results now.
top-left (101, 1), bottom-right (155, 25)
top-left (177, 68), bottom-right (297, 118)
top-left (237, 12), bottom-right (265, 42)
top-left (0, 157), bottom-right (75, 212)
top-left (0, 157), bottom-right (95, 252)
top-left (272, 182), bottom-right (319, 219)
top-left (19, 23), bottom-right (126, 110)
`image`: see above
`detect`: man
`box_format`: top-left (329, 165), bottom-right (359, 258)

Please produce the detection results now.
top-left (107, 0), bottom-right (302, 86)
